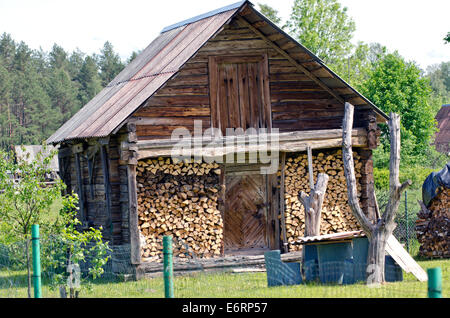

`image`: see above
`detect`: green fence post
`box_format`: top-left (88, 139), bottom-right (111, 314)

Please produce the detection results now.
top-left (163, 235), bottom-right (174, 298)
top-left (31, 224), bottom-right (42, 298)
top-left (427, 267), bottom-right (442, 298)
top-left (405, 191), bottom-right (409, 253)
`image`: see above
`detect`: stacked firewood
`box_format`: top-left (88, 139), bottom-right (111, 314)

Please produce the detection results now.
top-left (416, 187), bottom-right (449, 258)
top-left (282, 150), bottom-right (362, 251)
top-left (136, 157), bottom-right (223, 261)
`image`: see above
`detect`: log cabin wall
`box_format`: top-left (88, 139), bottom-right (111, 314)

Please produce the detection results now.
top-left (130, 17), bottom-right (370, 140)
top-left (57, 130), bottom-right (130, 246)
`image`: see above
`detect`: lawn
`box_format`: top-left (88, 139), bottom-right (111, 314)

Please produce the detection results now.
top-left (1, 258), bottom-right (448, 298)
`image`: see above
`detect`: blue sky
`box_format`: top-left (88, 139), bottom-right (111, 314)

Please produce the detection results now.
top-left (0, 0), bottom-right (448, 71)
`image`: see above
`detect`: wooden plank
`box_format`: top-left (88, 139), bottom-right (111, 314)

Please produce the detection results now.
top-left (208, 56), bottom-right (219, 130)
top-left (143, 95), bottom-right (210, 107)
top-left (74, 152), bottom-right (86, 224)
top-left (100, 145), bottom-right (113, 240)
top-left (307, 146), bottom-right (314, 190)
top-left (227, 63), bottom-right (240, 129)
top-left (218, 62), bottom-right (229, 133)
top-left (386, 235), bottom-right (428, 282)
top-left (133, 106), bottom-right (210, 118)
top-left (238, 63), bottom-right (250, 129)
top-left (248, 62), bottom-right (259, 129)
top-left (129, 117), bottom-right (210, 126)
top-left (279, 152), bottom-right (288, 252)
top-left (261, 53), bottom-right (272, 131)
top-left (155, 85), bottom-right (208, 96)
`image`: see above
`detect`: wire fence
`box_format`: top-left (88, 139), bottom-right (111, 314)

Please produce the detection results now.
top-left (377, 189), bottom-right (421, 255)
top-left (0, 234), bottom-right (447, 298)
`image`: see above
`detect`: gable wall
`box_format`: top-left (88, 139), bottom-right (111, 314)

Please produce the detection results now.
top-left (131, 18), bottom-right (370, 141)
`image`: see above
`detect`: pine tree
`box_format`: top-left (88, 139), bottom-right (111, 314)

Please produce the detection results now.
top-left (0, 62), bottom-right (13, 149)
top-left (0, 33), bottom-right (16, 71)
top-left (49, 44), bottom-right (69, 70)
top-left (98, 41), bottom-right (124, 86)
top-left (77, 55), bottom-right (103, 106)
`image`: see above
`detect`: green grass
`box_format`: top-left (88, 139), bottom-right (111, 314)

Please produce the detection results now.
top-left (1, 259), bottom-right (448, 298)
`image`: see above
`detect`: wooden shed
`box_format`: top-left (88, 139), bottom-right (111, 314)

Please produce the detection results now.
top-left (47, 1), bottom-right (387, 273)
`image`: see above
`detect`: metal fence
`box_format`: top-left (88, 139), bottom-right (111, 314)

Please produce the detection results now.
top-left (377, 190), bottom-right (420, 254)
top-left (0, 234), bottom-right (447, 298)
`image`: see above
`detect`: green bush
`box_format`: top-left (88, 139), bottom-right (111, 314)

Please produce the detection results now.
top-left (374, 166), bottom-right (439, 189)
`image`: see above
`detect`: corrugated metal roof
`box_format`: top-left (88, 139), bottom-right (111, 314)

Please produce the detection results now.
top-left (47, 5), bottom-right (241, 144)
top-left (286, 230), bottom-right (366, 245)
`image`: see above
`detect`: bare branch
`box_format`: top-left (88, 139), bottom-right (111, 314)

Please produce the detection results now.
top-left (298, 173), bottom-right (329, 236)
top-left (382, 112), bottom-right (411, 226)
top-left (342, 102), bottom-right (374, 235)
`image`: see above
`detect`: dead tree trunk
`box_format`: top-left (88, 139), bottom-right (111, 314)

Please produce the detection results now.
top-left (342, 102), bottom-right (411, 285)
top-left (298, 173), bottom-right (329, 237)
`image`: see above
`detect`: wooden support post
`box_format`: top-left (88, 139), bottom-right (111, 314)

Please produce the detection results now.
top-left (218, 163), bottom-right (226, 256)
top-left (127, 124), bottom-right (141, 265)
top-left (86, 155), bottom-right (96, 200)
top-left (266, 173), bottom-right (278, 250)
top-left (100, 138), bottom-right (112, 241)
top-left (307, 146), bottom-right (314, 190)
top-left (73, 144), bottom-right (86, 226)
top-left (279, 152), bottom-right (288, 252)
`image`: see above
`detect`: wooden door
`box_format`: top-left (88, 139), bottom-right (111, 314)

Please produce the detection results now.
top-left (209, 55), bottom-right (272, 135)
top-left (224, 174), bottom-right (268, 255)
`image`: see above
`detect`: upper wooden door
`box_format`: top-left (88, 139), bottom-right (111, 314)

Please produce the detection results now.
top-left (209, 55), bottom-right (272, 135)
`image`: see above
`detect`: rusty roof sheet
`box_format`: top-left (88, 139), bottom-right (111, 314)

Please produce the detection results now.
top-left (286, 230), bottom-right (366, 245)
top-left (47, 5), bottom-right (241, 144)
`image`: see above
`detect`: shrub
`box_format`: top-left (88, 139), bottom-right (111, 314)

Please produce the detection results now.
top-left (374, 166), bottom-right (439, 189)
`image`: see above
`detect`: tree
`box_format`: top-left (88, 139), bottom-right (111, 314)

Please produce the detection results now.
top-left (445, 32), bottom-right (450, 44)
top-left (426, 61), bottom-right (450, 105)
top-left (332, 42), bottom-right (387, 86)
top-left (359, 53), bottom-right (437, 166)
top-left (284, 0), bottom-right (355, 64)
top-left (258, 3), bottom-right (282, 26)
top-left (47, 67), bottom-right (80, 123)
top-left (342, 103), bottom-right (411, 285)
top-left (49, 44), bottom-right (69, 70)
top-left (127, 50), bottom-right (140, 64)
top-left (77, 55), bottom-right (103, 106)
top-left (0, 33), bottom-right (16, 71)
top-left (67, 49), bottom-right (86, 81)
top-left (0, 146), bottom-right (64, 297)
top-left (98, 41), bottom-right (124, 86)
top-left (0, 63), bottom-right (13, 149)
top-left (44, 194), bottom-right (111, 298)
